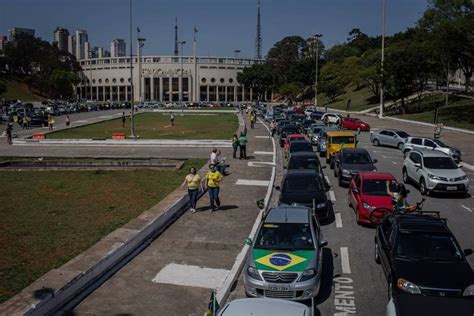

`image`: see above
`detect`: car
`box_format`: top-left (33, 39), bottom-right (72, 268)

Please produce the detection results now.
top-left (341, 117), bottom-right (370, 132)
top-left (321, 113), bottom-right (341, 125)
top-left (218, 298), bottom-right (311, 316)
top-left (279, 124), bottom-right (301, 147)
top-left (334, 148), bottom-right (378, 187)
top-left (308, 125), bottom-right (325, 145)
top-left (374, 211), bottom-right (474, 313)
top-left (348, 171), bottom-right (397, 225)
top-left (284, 134), bottom-right (306, 152)
top-left (278, 170), bottom-right (329, 220)
top-left (276, 120), bottom-right (290, 136)
top-left (243, 205), bottom-right (327, 301)
top-left (402, 149), bottom-right (469, 195)
top-left (286, 140), bottom-right (314, 163)
top-left (287, 152), bottom-right (328, 189)
top-left (325, 131), bottom-right (357, 168)
top-left (370, 129), bottom-right (410, 149)
top-left (314, 127), bottom-right (336, 155)
top-left (401, 137), bottom-right (461, 162)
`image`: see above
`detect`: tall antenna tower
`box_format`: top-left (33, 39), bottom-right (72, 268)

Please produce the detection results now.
top-left (174, 17), bottom-right (178, 56)
top-left (255, 0), bottom-right (262, 59)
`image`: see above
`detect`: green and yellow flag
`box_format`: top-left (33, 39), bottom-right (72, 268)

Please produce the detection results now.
top-left (205, 289), bottom-right (220, 316)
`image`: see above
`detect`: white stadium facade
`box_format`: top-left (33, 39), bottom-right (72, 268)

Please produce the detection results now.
top-left (76, 56), bottom-right (271, 103)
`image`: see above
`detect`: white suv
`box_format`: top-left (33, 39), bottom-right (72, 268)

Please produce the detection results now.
top-left (402, 149), bottom-right (469, 195)
top-left (401, 137), bottom-right (461, 162)
top-left (321, 113), bottom-right (341, 124)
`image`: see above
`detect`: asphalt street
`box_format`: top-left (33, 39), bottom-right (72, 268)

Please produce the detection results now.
top-left (229, 124), bottom-right (474, 316)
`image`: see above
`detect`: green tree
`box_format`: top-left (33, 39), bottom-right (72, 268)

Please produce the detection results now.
top-left (278, 82), bottom-right (303, 103)
top-left (319, 62), bottom-right (345, 101)
top-left (50, 70), bottom-right (80, 99)
top-left (267, 36), bottom-right (307, 86)
top-left (237, 63), bottom-right (273, 101)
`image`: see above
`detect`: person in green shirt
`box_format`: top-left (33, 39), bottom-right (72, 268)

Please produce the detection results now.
top-left (239, 132), bottom-right (248, 159)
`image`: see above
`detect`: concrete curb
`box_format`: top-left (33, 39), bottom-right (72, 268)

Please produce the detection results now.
top-left (12, 139), bottom-right (233, 147)
top-left (1, 187), bottom-right (205, 315)
top-left (216, 118), bottom-right (276, 307)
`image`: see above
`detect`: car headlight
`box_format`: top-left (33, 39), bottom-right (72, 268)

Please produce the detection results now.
top-left (362, 200), bottom-right (375, 211)
top-left (342, 169), bottom-right (351, 176)
top-left (298, 268), bottom-right (316, 282)
top-left (463, 284), bottom-right (474, 296)
top-left (247, 265), bottom-right (262, 281)
top-left (460, 175), bottom-right (468, 181)
top-left (428, 174), bottom-right (441, 180)
top-left (397, 278), bottom-right (421, 294)
top-left (316, 202), bottom-right (327, 209)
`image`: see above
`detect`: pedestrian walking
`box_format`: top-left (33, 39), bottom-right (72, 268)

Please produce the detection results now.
top-left (232, 134), bottom-right (240, 159)
top-left (47, 114), bottom-right (54, 131)
top-left (270, 119), bottom-right (277, 137)
top-left (6, 123), bottom-right (13, 145)
top-left (26, 116), bottom-right (31, 129)
top-left (250, 112), bottom-right (256, 129)
top-left (434, 122), bottom-right (444, 139)
top-left (22, 116), bottom-right (28, 130)
top-left (181, 167), bottom-right (203, 213)
top-left (65, 114), bottom-right (71, 127)
top-left (121, 112), bottom-right (126, 128)
top-left (205, 164), bottom-right (223, 212)
top-left (170, 112), bottom-right (176, 126)
top-left (239, 132), bottom-right (248, 159)
top-left (346, 99), bottom-right (352, 112)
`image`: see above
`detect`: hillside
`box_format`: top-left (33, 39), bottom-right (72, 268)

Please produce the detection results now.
top-left (0, 78), bottom-right (45, 102)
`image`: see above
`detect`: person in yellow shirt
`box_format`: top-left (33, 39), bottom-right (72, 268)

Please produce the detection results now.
top-left (205, 164), bottom-right (223, 212)
top-left (181, 167), bottom-right (203, 213)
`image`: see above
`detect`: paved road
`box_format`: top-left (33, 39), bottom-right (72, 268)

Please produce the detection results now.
top-left (229, 123), bottom-right (474, 315)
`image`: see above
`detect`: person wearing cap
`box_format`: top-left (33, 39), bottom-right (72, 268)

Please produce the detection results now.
top-left (205, 164), bottom-right (223, 212)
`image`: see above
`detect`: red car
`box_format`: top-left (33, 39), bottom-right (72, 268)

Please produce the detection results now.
top-left (284, 134), bottom-right (306, 152)
top-left (348, 171), bottom-right (396, 225)
top-left (342, 117), bottom-right (370, 132)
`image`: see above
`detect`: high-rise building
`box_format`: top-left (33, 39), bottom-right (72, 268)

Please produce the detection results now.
top-left (53, 27), bottom-right (69, 52)
top-left (111, 39), bottom-right (126, 57)
top-left (68, 35), bottom-right (76, 56)
top-left (8, 27), bottom-right (35, 41)
top-left (84, 41), bottom-right (90, 59)
top-left (0, 36), bottom-right (8, 50)
top-left (75, 29), bottom-right (88, 60)
top-left (103, 50), bottom-right (111, 57)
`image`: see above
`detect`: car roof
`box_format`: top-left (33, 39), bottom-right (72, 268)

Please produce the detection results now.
top-left (265, 206), bottom-right (311, 224)
top-left (411, 149), bottom-right (450, 157)
top-left (219, 298), bottom-right (310, 316)
top-left (326, 131), bottom-right (354, 137)
top-left (379, 128), bottom-right (405, 133)
top-left (286, 169), bottom-right (319, 177)
top-left (341, 148), bottom-right (369, 154)
top-left (359, 171), bottom-right (395, 180)
top-left (289, 152), bottom-right (319, 158)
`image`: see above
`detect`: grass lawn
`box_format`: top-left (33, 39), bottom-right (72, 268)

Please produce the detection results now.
top-left (48, 113), bottom-right (239, 140)
top-left (393, 94), bottom-right (474, 131)
top-left (0, 78), bottom-right (44, 102)
top-left (0, 159), bottom-right (206, 303)
top-left (319, 86), bottom-right (379, 112)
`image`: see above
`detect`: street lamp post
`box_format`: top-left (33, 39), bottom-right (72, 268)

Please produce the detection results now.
top-left (312, 34), bottom-right (323, 110)
top-left (129, 0), bottom-right (135, 137)
top-left (137, 35), bottom-right (146, 104)
top-left (379, 0), bottom-right (386, 118)
top-left (179, 41), bottom-right (186, 102)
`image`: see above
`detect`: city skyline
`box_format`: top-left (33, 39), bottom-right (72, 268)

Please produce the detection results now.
top-left (1, 0), bottom-right (429, 58)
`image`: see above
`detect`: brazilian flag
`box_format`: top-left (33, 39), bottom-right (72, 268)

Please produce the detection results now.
top-left (205, 290), bottom-right (220, 316)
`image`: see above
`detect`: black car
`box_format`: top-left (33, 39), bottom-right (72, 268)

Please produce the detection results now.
top-left (278, 169), bottom-right (329, 220)
top-left (375, 212), bottom-right (474, 315)
top-left (287, 140), bottom-right (314, 162)
top-left (276, 119), bottom-right (290, 136)
top-left (287, 152), bottom-right (328, 189)
top-left (29, 111), bottom-right (48, 126)
top-left (279, 124), bottom-right (301, 147)
top-left (334, 148), bottom-right (378, 186)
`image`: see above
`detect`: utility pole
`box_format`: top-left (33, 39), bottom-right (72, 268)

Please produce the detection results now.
top-left (193, 27), bottom-right (198, 102)
top-left (313, 34), bottom-right (322, 109)
top-left (255, 0), bottom-right (262, 59)
top-left (129, 0), bottom-right (135, 137)
top-left (379, 0), bottom-right (386, 118)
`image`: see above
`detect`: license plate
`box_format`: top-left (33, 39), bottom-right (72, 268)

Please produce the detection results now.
top-left (269, 285), bottom-right (290, 291)
top-left (446, 186), bottom-right (457, 191)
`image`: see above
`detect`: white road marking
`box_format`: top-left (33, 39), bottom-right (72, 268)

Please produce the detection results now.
top-left (236, 179), bottom-right (270, 186)
top-left (253, 151), bottom-right (273, 155)
top-left (75, 120), bottom-right (88, 123)
top-left (325, 175), bottom-right (330, 184)
top-left (335, 213), bottom-right (343, 228)
top-left (461, 205), bottom-right (473, 213)
top-left (152, 263), bottom-right (229, 289)
top-left (340, 247), bottom-right (351, 274)
top-left (255, 136), bottom-right (269, 139)
top-left (329, 190), bottom-right (336, 202)
top-left (248, 161), bottom-right (275, 167)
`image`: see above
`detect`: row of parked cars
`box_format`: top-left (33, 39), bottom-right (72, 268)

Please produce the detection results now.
top-left (226, 105), bottom-right (473, 315)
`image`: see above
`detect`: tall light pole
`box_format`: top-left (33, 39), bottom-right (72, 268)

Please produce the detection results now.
top-left (88, 50), bottom-right (93, 101)
top-left (129, 0), bottom-right (136, 137)
top-left (379, 0), bottom-right (386, 118)
top-left (137, 34), bottom-right (146, 104)
top-left (179, 40), bottom-right (186, 102)
top-left (312, 34), bottom-right (323, 110)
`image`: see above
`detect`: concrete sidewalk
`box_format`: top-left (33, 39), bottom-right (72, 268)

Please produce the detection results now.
top-left (72, 120), bottom-right (274, 315)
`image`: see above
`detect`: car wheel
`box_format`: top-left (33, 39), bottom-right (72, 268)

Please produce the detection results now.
top-left (402, 168), bottom-right (409, 184)
top-left (420, 178), bottom-right (428, 195)
top-left (397, 142), bottom-right (404, 150)
top-left (373, 139), bottom-right (379, 146)
top-left (375, 241), bottom-right (381, 264)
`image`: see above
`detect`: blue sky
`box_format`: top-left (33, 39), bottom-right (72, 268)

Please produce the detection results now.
top-left (1, 0), bottom-right (429, 58)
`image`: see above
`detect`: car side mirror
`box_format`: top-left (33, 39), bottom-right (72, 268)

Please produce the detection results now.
top-left (256, 199), bottom-right (265, 210)
top-left (373, 159), bottom-right (378, 163)
top-left (319, 240), bottom-right (328, 248)
top-left (464, 249), bottom-right (473, 257)
top-left (245, 238), bottom-right (253, 246)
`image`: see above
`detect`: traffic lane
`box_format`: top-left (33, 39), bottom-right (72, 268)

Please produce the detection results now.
top-left (358, 133), bottom-right (474, 267)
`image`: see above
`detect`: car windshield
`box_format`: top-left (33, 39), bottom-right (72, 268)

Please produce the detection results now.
top-left (354, 118), bottom-right (364, 123)
top-left (312, 127), bottom-right (322, 133)
top-left (363, 179), bottom-right (391, 196)
top-left (331, 136), bottom-right (355, 144)
top-left (283, 176), bottom-right (322, 192)
top-left (284, 128), bottom-right (299, 135)
top-left (433, 139), bottom-right (448, 148)
top-left (288, 157), bottom-right (320, 170)
top-left (342, 153), bottom-right (372, 164)
top-left (395, 232), bottom-right (463, 261)
top-left (395, 131), bottom-right (409, 138)
top-left (290, 142), bottom-right (313, 153)
top-left (423, 157), bottom-right (458, 169)
top-left (255, 222), bottom-right (315, 250)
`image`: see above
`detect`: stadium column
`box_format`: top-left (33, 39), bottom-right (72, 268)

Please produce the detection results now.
top-left (159, 77), bottom-right (163, 102)
top-left (234, 86), bottom-right (238, 102)
top-left (150, 76), bottom-right (155, 101)
top-left (169, 75), bottom-right (172, 102)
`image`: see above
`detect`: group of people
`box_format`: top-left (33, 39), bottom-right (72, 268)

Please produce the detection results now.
top-left (231, 132), bottom-right (248, 159)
